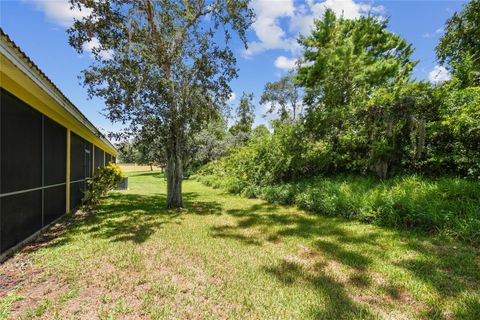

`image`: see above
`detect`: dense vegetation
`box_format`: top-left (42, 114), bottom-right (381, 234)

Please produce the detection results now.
top-left (195, 3), bottom-right (480, 244)
top-left (4, 172), bottom-right (480, 319)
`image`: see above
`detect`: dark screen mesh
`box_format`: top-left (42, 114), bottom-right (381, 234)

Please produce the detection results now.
top-left (70, 181), bottom-right (84, 210)
top-left (1, 88), bottom-right (42, 193)
top-left (94, 146), bottom-right (104, 173)
top-left (105, 153), bottom-right (112, 165)
top-left (0, 89), bottom-right (110, 253)
top-left (44, 185), bottom-right (66, 225)
top-left (85, 142), bottom-right (92, 178)
top-left (70, 132), bottom-right (85, 181)
top-left (44, 117), bottom-right (67, 185)
top-left (112, 156), bottom-right (116, 163)
top-left (1, 190), bottom-right (42, 252)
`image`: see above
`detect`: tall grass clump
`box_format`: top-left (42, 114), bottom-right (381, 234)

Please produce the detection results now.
top-left (196, 168), bottom-right (480, 244)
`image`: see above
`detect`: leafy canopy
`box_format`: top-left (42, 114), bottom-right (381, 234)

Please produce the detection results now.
top-left (67, 0), bottom-right (254, 207)
top-left (297, 9), bottom-right (416, 113)
top-left (229, 92), bottom-right (255, 141)
top-left (260, 75), bottom-right (301, 121)
top-left (436, 0), bottom-right (480, 87)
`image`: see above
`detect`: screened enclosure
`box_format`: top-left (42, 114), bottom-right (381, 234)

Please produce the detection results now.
top-left (0, 29), bottom-right (117, 256)
top-left (0, 87), bottom-right (116, 254)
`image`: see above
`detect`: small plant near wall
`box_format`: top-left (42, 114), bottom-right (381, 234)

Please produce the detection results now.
top-left (84, 163), bottom-right (124, 206)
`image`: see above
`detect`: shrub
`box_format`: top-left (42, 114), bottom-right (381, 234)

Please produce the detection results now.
top-left (428, 86), bottom-right (480, 178)
top-left (84, 163), bottom-right (124, 206)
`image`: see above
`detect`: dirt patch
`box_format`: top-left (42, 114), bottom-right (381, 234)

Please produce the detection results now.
top-left (0, 257), bottom-right (42, 297)
top-left (3, 237), bottom-right (239, 319)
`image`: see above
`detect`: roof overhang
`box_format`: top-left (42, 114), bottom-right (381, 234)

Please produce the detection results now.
top-left (0, 29), bottom-right (117, 156)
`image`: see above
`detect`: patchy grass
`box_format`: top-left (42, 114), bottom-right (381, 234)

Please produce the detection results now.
top-left (1, 171), bottom-right (479, 319)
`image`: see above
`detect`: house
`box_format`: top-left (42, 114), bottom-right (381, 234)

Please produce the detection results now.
top-left (0, 29), bottom-right (117, 257)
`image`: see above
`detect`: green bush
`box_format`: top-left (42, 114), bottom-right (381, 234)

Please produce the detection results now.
top-left (84, 163), bottom-right (124, 206)
top-left (428, 86), bottom-right (480, 178)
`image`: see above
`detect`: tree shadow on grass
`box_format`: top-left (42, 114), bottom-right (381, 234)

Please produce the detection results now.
top-left (264, 259), bottom-right (374, 319)
top-left (397, 240), bottom-right (480, 299)
top-left (210, 225), bottom-right (263, 246)
top-left (211, 201), bottom-right (480, 318)
top-left (33, 191), bottom-right (223, 250)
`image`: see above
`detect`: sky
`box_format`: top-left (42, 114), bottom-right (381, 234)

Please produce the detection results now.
top-left (0, 0), bottom-right (467, 137)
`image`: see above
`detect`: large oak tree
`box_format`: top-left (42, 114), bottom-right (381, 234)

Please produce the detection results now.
top-left (68, 0), bottom-right (253, 208)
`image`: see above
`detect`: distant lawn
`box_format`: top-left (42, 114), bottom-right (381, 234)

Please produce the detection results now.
top-left (1, 171), bottom-right (479, 319)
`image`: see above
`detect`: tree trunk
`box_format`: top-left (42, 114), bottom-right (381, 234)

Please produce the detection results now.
top-left (416, 118), bottom-right (426, 159)
top-left (166, 154), bottom-right (183, 208)
top-left (166, 133), bottom-right (183, 208)
top-left (374, 160), bottom-right (389, 179)
top-left (150, 164), bottom-right (153, 171)
top-left (163, 58), bottom-right (183, 209)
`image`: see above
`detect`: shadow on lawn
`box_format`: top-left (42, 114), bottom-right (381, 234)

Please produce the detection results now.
top-left (211, 201), bottom-right (480, 318)
top-left (25, 171), bottom-right (479, 319)
top-left (37, 191), bottom-right (223, 249)
top-left (265, 260), bottom-right (374, 319)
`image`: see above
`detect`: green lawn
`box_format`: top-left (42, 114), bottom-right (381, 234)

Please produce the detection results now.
top-left (1, 171), bottom-right (479, 319)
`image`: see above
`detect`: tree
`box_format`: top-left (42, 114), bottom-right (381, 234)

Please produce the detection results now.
top-left (296, 10), bottom-right (416, 176)
top-left (364, 82), bottom-right (437, 178)
top-left (134, 130), bottom-right (164, 171)
top-left (260, 74), bottom-right (301, 121)
top-left (429, 85), bottom-right (480, 178)
top-left (187, 118), bottom-right (230, 172)
top-left (117, 140), bottom-right (138, 163)
top-left (68, 0), bottom-right (254, 208)
top-left (297, 9), bottom-right (416, 136)
top-left (229, 92), bottom-right (255, 144)
top-left (436, 0), bottom-right (480, 87)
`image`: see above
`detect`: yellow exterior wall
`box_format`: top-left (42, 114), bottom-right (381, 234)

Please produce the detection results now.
top-left (0, 54), bottom-right (117, 156)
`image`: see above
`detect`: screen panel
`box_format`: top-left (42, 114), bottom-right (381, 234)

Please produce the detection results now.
top-left (85, 141), bottom-right (92, 178)
top-left (94, 146), bottom-right (104, 173)
top-left (70, 132), bottom-right (85, 181)
top-left (105, 153), bottom-right (112, 165)
top-left (70, 181), bottom-right (84, 210)
top-left (44, 117), bottom-right (67, 186)
top-left (1, 88), bottom-right (42, 193)
top-left (1, 190), bottom-right (42, 252)
top-left (44, 185), bottom-right (66, 225)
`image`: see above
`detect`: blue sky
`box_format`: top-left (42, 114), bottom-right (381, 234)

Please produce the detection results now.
top-left (0, 0), bottom-right (467, 136)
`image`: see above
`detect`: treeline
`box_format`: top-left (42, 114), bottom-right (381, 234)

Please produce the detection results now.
top-left (117, 92), bottom-right (257, 172)
top-left (196, 2), bottom-right (480, 243)
top-left (204, 4), bottom-right (479, 182)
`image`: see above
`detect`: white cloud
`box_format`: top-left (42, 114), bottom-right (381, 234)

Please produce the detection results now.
top-left (26, 1), bottom-right (114, 60)
top-left (82, 37), bottom-right (114, 60)
top-left (228, 92), bottom-right (237, 102)
top-left (274, 55), bottom-right (297, 71)
top-left (422, 28), bottom-right (443, 38)
top-left (428, 65), bottom-right (451, 84)
top-left (244, 0), bottom-right (296, 56)
top-left (28, 0), bottom-right (91, 27)
top-left (245, 0), bottom-right (384, 57)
